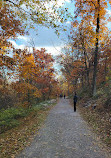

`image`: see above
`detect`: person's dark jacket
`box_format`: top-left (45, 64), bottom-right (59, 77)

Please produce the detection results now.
top-left (73, 95), bottom-right (77, 103)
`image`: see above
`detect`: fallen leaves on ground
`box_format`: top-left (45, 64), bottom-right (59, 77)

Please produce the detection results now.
top-left (0, 106), bottom-right (53, 158)
top-left (77, 98), bottom-right (111, 154)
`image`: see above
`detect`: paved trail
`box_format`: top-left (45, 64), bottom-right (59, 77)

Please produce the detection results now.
top-left (17, 99), bottom-right (110, 158)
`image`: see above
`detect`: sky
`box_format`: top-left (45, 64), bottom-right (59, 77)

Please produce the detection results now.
top-left (9, 0), bottom-right (111, 57)
top-left (9, 0), bottom-right (74, 56)
top-left (10, 26), bottom-right (70, 56)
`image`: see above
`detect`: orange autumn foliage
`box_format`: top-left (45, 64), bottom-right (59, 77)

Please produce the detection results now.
top-left (11, 48), bottom-right (58, 107)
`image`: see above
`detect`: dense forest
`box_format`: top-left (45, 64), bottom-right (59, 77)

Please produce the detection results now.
top-left (0, 0), bottom-right (111, 156)
top-left (59, 0), bottom-right (111, 97)
top-left (0, 0), bottom-right (64, 110)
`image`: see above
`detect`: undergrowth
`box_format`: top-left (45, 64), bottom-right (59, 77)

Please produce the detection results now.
top-left (77, 86), bottom-right (111, 150)
top-left (0, 99), bottom-right (56, 134)
top-left (0, 99), bottom-right (57, 158)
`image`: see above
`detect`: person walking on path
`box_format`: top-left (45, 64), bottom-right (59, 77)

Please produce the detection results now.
top-left (17, 98), bottom-right (110, 158)
top-left (73, 92), bottom-right (77, 112)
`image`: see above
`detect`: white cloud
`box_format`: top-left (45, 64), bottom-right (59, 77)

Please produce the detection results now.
top-left (17, 35), bottom-right (28, 41)
top-left (56, 0), bottom-right (71, 6)
top-left (9, 40), bottom-right (25, 49)
top-left (9, 40), bottom-right (63, 56)
top-left (66, 0), bottom-right (71, 3)
top-left (107, 9), bottom-right (111, 16)
top-left (35, 46), bottom-right (62, 56)
top-left (9, 40), bottom-right (18, 48)
top-left (66, 21), bottom-right (71, 24)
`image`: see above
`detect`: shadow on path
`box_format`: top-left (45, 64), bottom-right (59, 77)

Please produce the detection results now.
top-left (17, 98), bottom-right (110, 158)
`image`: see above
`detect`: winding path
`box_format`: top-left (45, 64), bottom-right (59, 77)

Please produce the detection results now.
top-left (17, 98), bottom-right (110, 158)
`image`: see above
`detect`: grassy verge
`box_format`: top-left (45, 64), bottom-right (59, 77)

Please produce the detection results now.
top-left (0, 99), bottom-right (57, 158)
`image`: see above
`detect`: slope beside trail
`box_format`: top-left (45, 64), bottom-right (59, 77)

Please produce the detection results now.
top-left (17, 98), bottom-right (111, 158)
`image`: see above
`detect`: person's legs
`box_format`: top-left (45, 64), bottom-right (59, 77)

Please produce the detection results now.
top-left (74, 102), bottom-right (76, 112)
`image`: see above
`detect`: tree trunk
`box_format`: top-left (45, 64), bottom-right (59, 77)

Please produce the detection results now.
top-left (87, 61), bottom-right (91, 88)
top-left (87, 69), bottom-right (90, 87)
top-left (80, 32), bottom-right (89, 88)
top-left (92, 0), bottom-right (100, 96)
top-left (81, 72), bottom-right (84, 88)
top-left (104, 55), bottom-right (107, 81)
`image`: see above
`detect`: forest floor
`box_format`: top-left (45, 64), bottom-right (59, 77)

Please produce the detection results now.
top-left (77, 96), bottom-right (111, 150)
top-left (0, 99), bottom-right (57, 158)
top-left (16, 98), bottom-right (111, 158)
